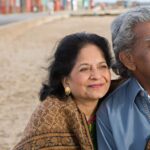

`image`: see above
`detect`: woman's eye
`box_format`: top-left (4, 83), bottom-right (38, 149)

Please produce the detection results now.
top-left (102, 65), bottom-right (108, 68)
top-left (80, 68), bottom-right (90, 72)
top-left (98, 65), bottom-right (108, 69)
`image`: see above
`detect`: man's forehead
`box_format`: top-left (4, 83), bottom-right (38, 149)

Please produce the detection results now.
top-left (135, 35), bottom-right (150, 43)
top-left (134, 22), bottom-right (150, 37)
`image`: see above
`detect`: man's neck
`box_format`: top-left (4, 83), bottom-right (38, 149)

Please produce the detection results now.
top-left (135, 78), bottom-right (150, 95)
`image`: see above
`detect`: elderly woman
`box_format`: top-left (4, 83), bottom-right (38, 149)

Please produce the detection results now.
top-left (13, 32), bottom-right (112, 150)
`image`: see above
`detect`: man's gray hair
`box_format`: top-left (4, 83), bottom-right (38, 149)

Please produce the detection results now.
top-left (111, 6), bottom-right (150, 77)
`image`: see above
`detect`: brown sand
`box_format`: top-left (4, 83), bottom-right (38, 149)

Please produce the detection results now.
top-left (0, 16), bottom-right (116, 150)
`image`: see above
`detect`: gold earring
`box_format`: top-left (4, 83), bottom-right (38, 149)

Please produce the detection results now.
top-left (65, 87), bottom-right (71, 96)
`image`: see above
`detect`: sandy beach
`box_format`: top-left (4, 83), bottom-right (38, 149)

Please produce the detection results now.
top-left (0, 15), bottom-right (116, 150)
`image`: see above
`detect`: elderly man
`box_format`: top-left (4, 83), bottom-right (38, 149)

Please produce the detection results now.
top-left (96, 6), bottom-right (150, 150)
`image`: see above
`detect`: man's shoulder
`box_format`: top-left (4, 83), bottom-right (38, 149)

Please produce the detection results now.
top-left (97, 78), bottom-right (132, 119)
top-left (102, 78), bottom-right (131, 106)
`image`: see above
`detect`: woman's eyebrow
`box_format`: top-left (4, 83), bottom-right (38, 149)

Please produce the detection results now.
top-left (79, 62), bottom-right (106, 67)
top-left (78, 63), bottom-right (90, 68)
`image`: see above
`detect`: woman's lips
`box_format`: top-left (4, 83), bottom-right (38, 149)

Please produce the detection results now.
top-left (88, 83), bottom-right (105, 88)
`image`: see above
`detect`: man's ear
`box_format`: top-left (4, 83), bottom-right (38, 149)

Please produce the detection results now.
top-left (119, 51), bottom-right (136, 71)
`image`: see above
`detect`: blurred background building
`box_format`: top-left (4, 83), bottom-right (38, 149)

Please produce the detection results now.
top-left (0, 0), bottom-right (150, 14)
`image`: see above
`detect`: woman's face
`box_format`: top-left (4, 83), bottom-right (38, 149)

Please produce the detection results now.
top-left (64, 44), bottom-right (111, 103)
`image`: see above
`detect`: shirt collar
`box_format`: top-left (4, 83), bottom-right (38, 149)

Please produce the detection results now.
top-left (136, 79), bottom-right (150, 98)
top-left (127, 77), bottom-right (143, 103)
top-left (136, 80), bottom-right (144, 91)
top-left (128, 77), bottom-right (150, 102)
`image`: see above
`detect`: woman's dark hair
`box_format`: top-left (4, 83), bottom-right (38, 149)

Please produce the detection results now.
top-left (40, 32), bottom-right (112, 101)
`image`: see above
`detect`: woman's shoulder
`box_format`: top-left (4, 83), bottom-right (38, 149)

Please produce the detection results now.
top-left (25, 97), bottom-right (77, 127)
top-left (42, 96), bottom-right (78, 111)
top-left (31, 97), bottom-right (69, 121)
top-left (39, 96), bottom-right (67, 111)
top-left (13, 97), bottom-right (80, 150)
top-left (40, 96), bottom-right (78, 113)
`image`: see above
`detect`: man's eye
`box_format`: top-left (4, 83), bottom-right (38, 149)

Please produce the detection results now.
top-left (147, 44), bottom-right (150, 48)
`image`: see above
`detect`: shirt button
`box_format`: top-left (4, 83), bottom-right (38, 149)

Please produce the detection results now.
top-left (140, 91), bottom-right (145, 97)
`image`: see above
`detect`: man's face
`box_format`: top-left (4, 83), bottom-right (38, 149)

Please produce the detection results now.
top-left (131, 22), bottom-right (150, 90)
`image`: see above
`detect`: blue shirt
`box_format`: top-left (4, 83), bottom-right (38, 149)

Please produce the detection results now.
top-left (96, 77), bottom-right (150, 150)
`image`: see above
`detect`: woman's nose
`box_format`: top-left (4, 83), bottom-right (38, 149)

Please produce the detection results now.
top-left (90, 68), bottom-right (101, 80)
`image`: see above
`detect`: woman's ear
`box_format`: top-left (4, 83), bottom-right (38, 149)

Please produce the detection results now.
top-left (62, 77), bottom-right (69, 88)
top-left (62, 77), bottom-right (71, 96)
top-left (119, 51), bottom-right (136, 71)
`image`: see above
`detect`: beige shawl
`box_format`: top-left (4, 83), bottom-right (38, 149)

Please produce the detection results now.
top-left (13, 97), bottom-right (94, 150)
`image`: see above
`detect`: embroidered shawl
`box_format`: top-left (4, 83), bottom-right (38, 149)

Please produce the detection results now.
top-left (145, 140), bottom-right (150, 150)
top-left (13, 97), bottom-right (94, 150)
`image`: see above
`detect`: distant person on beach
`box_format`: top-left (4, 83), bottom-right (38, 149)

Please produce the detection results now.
top-left (47, 0), bottom-right (54, 15)
top-left (96, 6), bottom-right (150, 150)
top-left (13, 32), bottom-right (112, 150)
